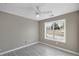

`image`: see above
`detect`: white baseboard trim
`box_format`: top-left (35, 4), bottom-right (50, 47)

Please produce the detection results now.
top-left (39, 42), bottom-right (79, 56)
top-left (0, 42), bottom-right (39, 55)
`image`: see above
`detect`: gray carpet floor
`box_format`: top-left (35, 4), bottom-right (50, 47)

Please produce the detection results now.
top-left (2, 43), bottom-right (77, 56)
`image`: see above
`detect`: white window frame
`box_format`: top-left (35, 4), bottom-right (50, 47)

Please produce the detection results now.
top-left (44, 19), bottom-right (66, 43)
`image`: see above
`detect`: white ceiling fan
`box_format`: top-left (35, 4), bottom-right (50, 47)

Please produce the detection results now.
top-left (34, 6), bottom-right (53, 17)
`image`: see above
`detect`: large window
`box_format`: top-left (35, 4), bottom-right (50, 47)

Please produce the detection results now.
top-left (45, 19), bottom-right (66, 42)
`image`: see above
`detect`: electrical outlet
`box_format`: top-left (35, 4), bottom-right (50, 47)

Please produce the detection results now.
top-left (24, 41), bottom-right (27, 44)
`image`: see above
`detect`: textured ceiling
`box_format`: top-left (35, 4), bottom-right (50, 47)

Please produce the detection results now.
top-left (0, 3), bottom-right (79, 21)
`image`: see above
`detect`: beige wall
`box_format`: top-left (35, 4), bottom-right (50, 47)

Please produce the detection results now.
top-left (0, 11), bottom-right (39, 53)
top-left (39, 11), bottom-right (79, 52)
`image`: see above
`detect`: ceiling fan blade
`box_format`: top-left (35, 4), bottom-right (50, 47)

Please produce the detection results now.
top-left (34, 11), bottom-right (38, 15)
top-left (35, 6), bottom-right (40, 13)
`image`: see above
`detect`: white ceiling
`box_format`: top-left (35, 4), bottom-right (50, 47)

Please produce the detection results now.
top-left (0, 3), bottom-right (79, 21)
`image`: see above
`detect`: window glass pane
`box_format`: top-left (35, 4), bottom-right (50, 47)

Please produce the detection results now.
top-left (45, 22), bottom-right (53, 39)
top-left (53, 20), bottom-right (64, 42)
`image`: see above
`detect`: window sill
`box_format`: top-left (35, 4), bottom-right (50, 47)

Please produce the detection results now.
top-left (45, 38), bottom-right (66, 43)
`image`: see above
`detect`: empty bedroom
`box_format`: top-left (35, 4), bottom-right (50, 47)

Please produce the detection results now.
top-left (0, 3), bottom-right (79, 56)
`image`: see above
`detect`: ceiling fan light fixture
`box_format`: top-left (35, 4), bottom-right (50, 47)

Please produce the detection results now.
top-left (36, 14), bottom-right (40, 18)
